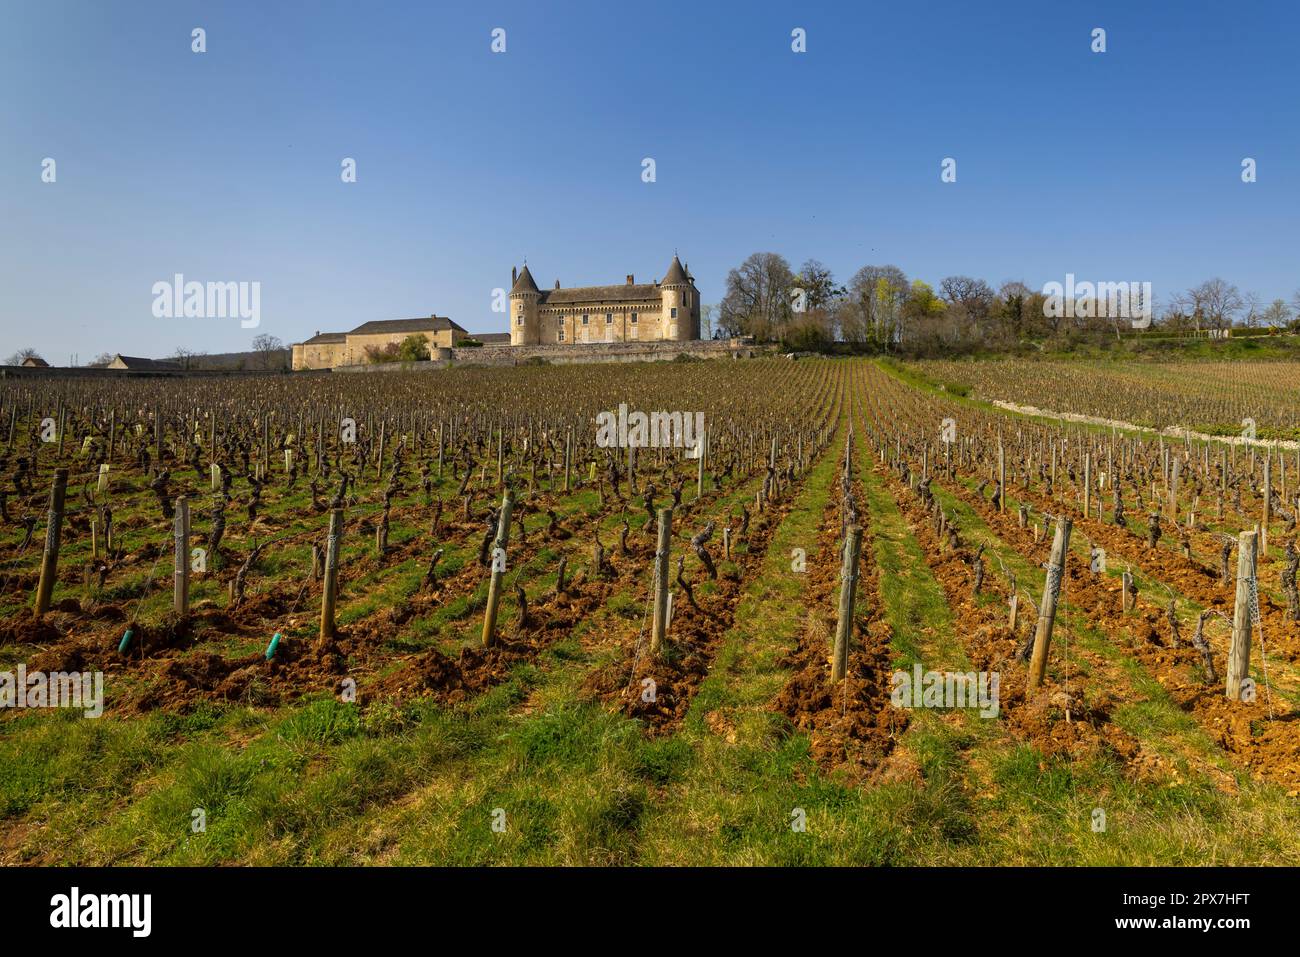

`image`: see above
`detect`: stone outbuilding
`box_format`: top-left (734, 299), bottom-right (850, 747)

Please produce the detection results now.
top-left (291, 315), bottom-right (466, 370)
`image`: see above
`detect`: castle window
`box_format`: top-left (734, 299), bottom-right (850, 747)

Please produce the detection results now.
top-left (631, 312), bottom-right (638, 324)
top-left (558, 328), bottom-right (565, 342)
top-left (670, 307), bottom-right (678, 319)
top-left (516, 314), bottom-right (523, 325)
top-left (605, 313), bottom-right (613, 324)
top-left (582, 314), bottom-right (589, 325)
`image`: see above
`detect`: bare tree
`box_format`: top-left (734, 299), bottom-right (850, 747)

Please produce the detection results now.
top-left (252, 334), bottom-right (285, 370)
top-left (940, 275), bottom-right (996, 324)
top-left (1262, 298), bottom-right (1292, 328)
top-left (1187, 278), bottom-right (1243, 332)
top-left (170, 347), bottom-right (206, 371)
top-left (1242, 291), bottom-right (1263, 327)
top-left (4, 347), bottom-right (40, 365)
top-left (842, 264), bottom-right (907, 346)
top-left (1161, 292), bottom-right (1195, 332)
top-left (795, 259), bottom-right (845, 311)
top-left (718, 252), bottom-right (796, 342)
top-left (700, 303), bottom-right (716, 339)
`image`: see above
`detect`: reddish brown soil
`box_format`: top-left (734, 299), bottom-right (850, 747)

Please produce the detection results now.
top-left (770, 435), bottom-right (903, 779)
top-left (944, 473), bottom-right (1300, 790)
top-left (586, 496), bottom-right (799, 732)
top-left (2, 499), bottom-right (588, 716)
top-left (370, 576), bottom-right (616, 705)
top-left (1012, 481), bottom-right (1300, 665)
top-left (584, 446), bottom-right (829, 735)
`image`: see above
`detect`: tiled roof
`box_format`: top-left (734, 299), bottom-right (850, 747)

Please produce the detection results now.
top-left (113, 355), bottom-right (182, 370)
top-left (540, 284), bottom-right (662, 305)
top-left (661, 255), bottom-right (688, 285)
top-left (510, 265), bottom-right (540, 295)
top-left (347, 316), bottom-right (466, 336)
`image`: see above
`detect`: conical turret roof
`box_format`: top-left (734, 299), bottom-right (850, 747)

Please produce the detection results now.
top-left (510, 264), bottom-right (540, 295)
top-left (661, 255), bottom-right (688, 285)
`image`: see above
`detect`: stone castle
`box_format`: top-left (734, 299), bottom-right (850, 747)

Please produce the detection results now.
top-left (289, 254), bottom-right (700, 370)
top-left (509, 255), bottom-right (700, 345)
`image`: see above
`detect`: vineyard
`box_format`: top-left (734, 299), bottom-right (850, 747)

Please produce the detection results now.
top-left (915, 357), bottom-right (1300, 441)
top-left (1, 357), bottom-right (1299, 865)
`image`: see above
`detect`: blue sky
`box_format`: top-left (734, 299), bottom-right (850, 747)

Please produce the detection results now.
top-left (1, 0), bottom-right (1296, 362)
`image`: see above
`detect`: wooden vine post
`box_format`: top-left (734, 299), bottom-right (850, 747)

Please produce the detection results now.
top-left (650, 506), bottom-right (673, 656)
top-left (997, 435), bottom-right (1005, 512)
top-left (1226, 529), bottom-right (1257, 701)
top-left (696, 430), bottom-right (706, 501)
top-left (173, 495), bottom-right (190, 615)
top-left (831, 524), bottom-right (864, 682)
top-left (1168, 455), bottom-right (1181, 522)
top-left (1083, 452), bottom-right (1091, 517)
top-left (1261, 455), bottom-right (1271, 557)
top-left (33, 468), bottom-right (69, 617)
top-left (1027, 515), bottom-right (1072, 694)
top-left (563, 426), bottom-right (572, 492)
top-left (319, 508), bottom-right (344, 642)
top-left (481, 488), bottom-right (515, 647)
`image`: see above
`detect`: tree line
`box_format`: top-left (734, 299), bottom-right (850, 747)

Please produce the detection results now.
top-left (711, 252), bottom-right (1300, 356)
top-left (3, 335), bottom-right (289, 371)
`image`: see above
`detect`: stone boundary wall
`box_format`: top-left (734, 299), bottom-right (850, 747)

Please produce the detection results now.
top-left (0, 365), bottom-right (290, 380)
top-left (330, 338), bottom-right (761, 373)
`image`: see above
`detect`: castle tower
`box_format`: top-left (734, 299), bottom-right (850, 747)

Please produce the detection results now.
top-left (659, 254), bottom-right (696, 341)
top-left (509, 264), bottom-right (540, 345)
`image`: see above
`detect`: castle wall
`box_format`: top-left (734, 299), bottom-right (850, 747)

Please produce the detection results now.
top-left (330, 338), bottom-right (757, 373)
top-left (292, 340), bottom-right (347, 371)
top-left (510, 295), bottom-right (538, 345)
top-left (536, 298), bottom-right (672, 345)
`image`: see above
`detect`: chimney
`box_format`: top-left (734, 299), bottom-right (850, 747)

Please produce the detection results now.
top-left (555, 279), bottom-right (560, 289)
top-left (626, 274), bottom-right (634, 285)
top-left (315, 330), bottom-right (319, 337)
top-left (512, 266), bottom-right (517, 284)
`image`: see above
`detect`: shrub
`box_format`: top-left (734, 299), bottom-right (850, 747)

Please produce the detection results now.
top-left (396, 334), bottom-right (431, 362)
top-left (779, 319), bottom-right (833, 354)
top-left (364, 342), bottom-right (401, 364)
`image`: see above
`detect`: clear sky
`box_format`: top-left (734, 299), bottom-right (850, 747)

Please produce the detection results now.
top-left (2, 0), bottom-right (1296, 362)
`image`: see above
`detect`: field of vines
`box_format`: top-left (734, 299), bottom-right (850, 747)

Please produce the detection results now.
top-left (915, 357), bottom-right (1300, 441)
top-left (2, 357), bottom-right (1299, 865)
